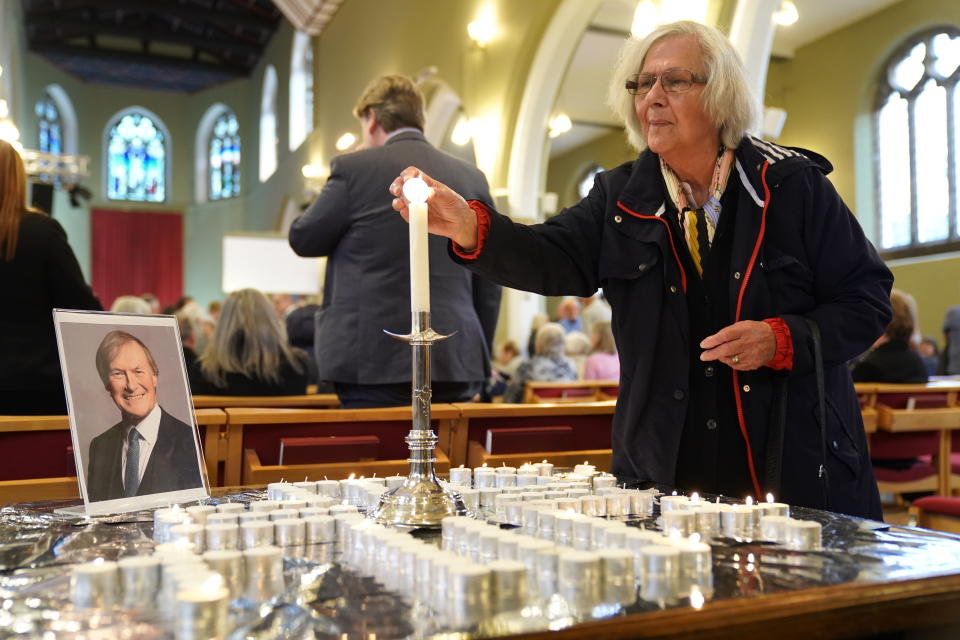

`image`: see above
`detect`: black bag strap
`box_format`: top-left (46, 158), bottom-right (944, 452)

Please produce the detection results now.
top-left (763, 376), bottom-right (788, 496)
top-left (805, 317), bottom-right (830, 510)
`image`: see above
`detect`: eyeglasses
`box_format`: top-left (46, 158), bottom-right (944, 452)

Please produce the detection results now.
top-left (625, 68), bottom-right (707, 96)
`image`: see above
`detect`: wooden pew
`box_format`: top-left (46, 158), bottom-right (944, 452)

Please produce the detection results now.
top-left (0, 409), bottom-right (226, 504)
top-left (242, 448), bottom-right (451, 484)
top-left (224, 405), bottom-right (461, 486)
top-left (523, 380), bottom-right (620, 404)
top-left (192, 393), bottom-right (341, 409)
top-left (872, 382), bottom-right (960, 498)
top-left (452, 401), bottom-right (616, 470)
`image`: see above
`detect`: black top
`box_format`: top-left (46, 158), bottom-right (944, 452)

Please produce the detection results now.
top-left (851, 339), bottom-right (929, 384)
top-left (187, 348), bottom-right (312, 395)
top-left (0, 212), bottom-right (101, 414)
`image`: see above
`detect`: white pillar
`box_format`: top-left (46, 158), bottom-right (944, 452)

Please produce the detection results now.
top-left (728, 0), bottom-right (778, 134)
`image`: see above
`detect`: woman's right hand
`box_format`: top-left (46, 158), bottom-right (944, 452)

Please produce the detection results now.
top-left (389, 167), bottom-right (480, 252)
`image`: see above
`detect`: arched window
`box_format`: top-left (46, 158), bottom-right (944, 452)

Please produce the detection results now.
top-left (209, 110), bottom-right (241, 200)
top-left (875, 28), bottom-right (960, 256)
top-left (35, 89), bottom-right (62, 154)
top-left (105, 108), bottom-right (169, 202)
top-left (259, 65), bottom-right (278, 182)
top-left (578, 164), bottom-right (604, 199)
top-left (288, 32), bottom-right (314, 151)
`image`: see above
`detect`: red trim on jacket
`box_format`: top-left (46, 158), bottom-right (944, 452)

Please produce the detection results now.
top-left (732, 161), bottom-right (771, 500)
top-left (450, 200), bottom-right (491, 260)
top-left (615, 201), bottom-right (687, 293)
top-left (763, 317), bottom-right (794, 370)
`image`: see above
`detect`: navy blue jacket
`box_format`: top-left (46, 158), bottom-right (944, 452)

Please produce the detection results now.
top-left (454, 136), bottom-right (892, 519)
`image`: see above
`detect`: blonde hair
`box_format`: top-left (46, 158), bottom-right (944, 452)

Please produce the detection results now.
top-left (198, 288), bottom-right (303, 387)
top-left (592, 321), bottom-right (617, 355)
top-left (606, 20), bottom-right (756, 152)
top-left (886, 289), bottom-right (920, 345)
top-left (353, 74), bottom-right (425, 132)
top-left (0, 140), bottom-right (28, 261)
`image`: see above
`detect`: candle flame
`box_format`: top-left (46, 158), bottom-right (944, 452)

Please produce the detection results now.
top-left (689, 533), bottom-right (701, 543)
top-left (766, 493), bottom-right (775, 503)
top-left (542, 459), bottom-right (548, 464)
top-left (347, 473), bottom-right (355, 480)
top-left (92, 557), bottom-right (105, 565)
top-left (201, 573), bottom-right (224, 594)
top-left (482, 463), bottom-right (488, 468)
top-left (690, 585), bottom-right (705, 609)
top-left (690, 492), bottom-right (700, 502)
top-left (745, 496), bottom-right (754, 506)
top-left (459, 464), bottom-right (465, 469)
top-left (170, 504), bottom-right (181, 514)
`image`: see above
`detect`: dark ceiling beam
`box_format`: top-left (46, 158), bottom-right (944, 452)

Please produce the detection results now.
top-left (31, 43), bottom-right (248, 77)
top-left (26, 20), bottom-right (261, 59)
top-left (23, 0), bottom-right (278, 33)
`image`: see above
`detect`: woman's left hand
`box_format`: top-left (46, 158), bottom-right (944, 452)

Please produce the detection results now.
top-left (700, 320), bottom-right (776, 371)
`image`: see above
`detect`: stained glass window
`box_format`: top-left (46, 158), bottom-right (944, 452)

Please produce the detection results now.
top-left (209, 111), bottom-right (241, 200)
top-left (107, 112), bottom-right (166, 202)
top-left (35, 90), bottom-right (62, 155)
top-left (875, 28), bottom-right (960, 255)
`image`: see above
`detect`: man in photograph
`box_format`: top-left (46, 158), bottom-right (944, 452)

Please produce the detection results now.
top-left (86, 330), bottom-right (202, 501)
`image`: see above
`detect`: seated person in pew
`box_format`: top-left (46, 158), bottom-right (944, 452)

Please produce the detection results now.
top-left (852, 289), bottom-right (928, 384)
top-left (390, 21), bottom-right (893, 519)
top-left (504, 323), bottom-right (578, 403)
top-left (584, 321), bottom-right (620, 381)
top-left (189, 288), bottom-right (312, 396)
top-left (564, 330), bottom-right (592, 379)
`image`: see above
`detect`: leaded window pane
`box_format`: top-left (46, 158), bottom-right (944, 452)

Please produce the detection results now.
top-left (878, 92), bottom-right (911, 249)
top-left (914, 80), bottom-right (950, 243)
top-left (932, 33), bottom-right (960, 79)
top-left (209, 111), bottom-right (241, 200)
top-left (35, 91), bottom-right (61, 155)
top-left (107, 112), bottom-right (166, 202)
top-left (890, 42), bottom-right (926, 93)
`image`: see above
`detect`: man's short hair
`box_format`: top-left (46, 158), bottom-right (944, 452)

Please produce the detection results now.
top-left (352, 74), bottom-right (425, 132)
top-left (95, 330), bottom-right (159, 387)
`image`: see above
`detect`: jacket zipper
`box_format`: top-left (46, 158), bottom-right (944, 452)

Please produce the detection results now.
top-left (732, 160), bottom-right (771, 500)
top-left (615, 201), bottom-right (687, 293)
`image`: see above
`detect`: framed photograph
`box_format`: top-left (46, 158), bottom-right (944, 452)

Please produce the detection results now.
top-left (54, 310), bottom-right (209, 516)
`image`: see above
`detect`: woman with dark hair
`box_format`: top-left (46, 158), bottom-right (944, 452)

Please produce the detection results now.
top-left (0, 139), bottom-right (101, 414)
top-left (189, 288), bottom-right (311, 395)
top-left (852, 289), bottom-right (928, 384)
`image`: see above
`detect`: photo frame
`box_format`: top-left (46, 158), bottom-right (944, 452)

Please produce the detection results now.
top-left (54, 310), bottom-right (209, 516)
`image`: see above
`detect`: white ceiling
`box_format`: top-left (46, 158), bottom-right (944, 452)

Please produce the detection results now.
top-left (549, 0), bottom-right (902, 157)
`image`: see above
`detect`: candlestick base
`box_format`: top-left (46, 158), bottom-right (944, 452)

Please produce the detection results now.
top-left (368, 476), bottom-right (469, 528)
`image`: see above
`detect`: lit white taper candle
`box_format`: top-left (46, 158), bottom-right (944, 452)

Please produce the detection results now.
top-left (404, 177), bottom-right (431, 313)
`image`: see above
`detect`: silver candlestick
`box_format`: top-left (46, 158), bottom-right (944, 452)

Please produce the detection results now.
top-left (368, 311), bottom-right (469, 528)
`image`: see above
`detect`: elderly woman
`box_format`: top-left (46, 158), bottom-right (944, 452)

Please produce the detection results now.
top-left (504, 322), bottom-right (578, 403)
top-left (390, 21), bottom-right (892, 518)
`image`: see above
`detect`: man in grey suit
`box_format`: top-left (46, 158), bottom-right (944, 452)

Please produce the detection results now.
top-left (86, 330), bottom-right (203, 501)
top-left (289, 74), bottom-right (501, 408)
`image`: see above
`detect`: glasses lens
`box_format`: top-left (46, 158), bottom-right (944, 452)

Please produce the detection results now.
top-left (628, 74), bottom-right (657, 95)
top-left (662, 70), bottom-right (693, 93)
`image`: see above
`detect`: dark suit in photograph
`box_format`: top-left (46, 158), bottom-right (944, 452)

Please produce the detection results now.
top-left (289, 129), bottom-right (501, 407)
top-left (85, 408), bottom-right (203, 502)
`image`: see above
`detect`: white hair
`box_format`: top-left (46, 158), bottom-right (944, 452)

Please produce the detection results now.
top-left (606, 20), bottom-right (756, 152)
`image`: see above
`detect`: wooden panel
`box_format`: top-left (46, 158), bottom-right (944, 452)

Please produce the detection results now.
top-left (191, 394), bottom-right (341, 409)
top-left (242, 448), bottom-right (451, 484)
top-left (0, 476), bottom-right (79, 506)
top-left (0, 415), bottom-right (69, 432)
top-left (466, 439), bottom-right (612, 471)
top-left (861, 407), bottom-right (878, 434)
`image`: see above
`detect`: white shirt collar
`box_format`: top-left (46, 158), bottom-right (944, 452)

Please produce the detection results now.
top-left (128, 403), bottom-right (161, 446)
top-left (386, 127), bottom-right (421, 140)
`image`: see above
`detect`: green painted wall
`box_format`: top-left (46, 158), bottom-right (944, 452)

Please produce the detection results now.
top-left (766, 0), bottom-right (960, 342)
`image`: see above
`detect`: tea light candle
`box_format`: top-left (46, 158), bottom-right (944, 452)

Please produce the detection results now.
top-left (478, 487), bottom-right (501, 509)
top-left (459, 488), bottom-right (480, 512)
top-left (205, 523), bottom-right (239, 551)
top-left (592, 473), bottom-right (616, 490)
top-left (216, 502), bottom-right (244, 514)
top-left (185, 505), bottom-right (217, 525)
top-left (274, 518), bottom-right (306, 547)
top-left (496, 534), bottom-right (520, 562)
top-left (268, 509), bottom-right (292, 521)
top-left (534, 545), bottom-right (561, 598)
top-left (175, 576), bottom-right (229, 640)
top-left (629, 490), bottom-right (655, 516)
top-left (659, 495), bottom-right (689, 513)
top-left (639, 545), bottom-right (680, 606)
top-left (297, 506), bottom-right (329, 519)
top-left (720, 505), bottom-right (753, 539)
top-left (759, 501), bottom-right (790, 518)
top-left (249, 500), bottom-right (280, 513)
top-left (243, 546), bottom-right (284, 601)
top-left (759, 515), bottom-right (791, 543)
top-left (328, 504), bottom-right (360, 515)
top-left (200, 549), bottom-right (244, 599)
top-left (671, 539), bottom-right (713, 598)
top-left (558, 550), bottom-right (602, 612)
top-left (495, 472), bottom-right (517, 488)
top-left (239, 520), bottom-right (274, 549)
top-left (169, 524), bottom-right (205, 552)
top-left (71, 559), bottom-right (119, 608)
top-left (449, 465), bottom-right (472, 486)
top-left (303, 515), bottom-right (336, 543)
top-left (385, 475), bottom-right (406, 490)
top-left (597, 548), bottom-right (636, 605)
top-left (117, 556), bottom-right (160, 608)
top-left (205, 513), bottom-right (239, 526)
top-left (487, 559), bottom-right (527, 613)
top-left (267, 482), bottom-right (293, 501)
top-left (316, 480), bottom-right (341, 499)
top-left (448, 565), bottom-right (493, 629)
top-left (605, 492), bottom-right (631, 517)
top-left (474, 467), bottom-right (497, 488)
top-left (279, 499), bottom-right (307, 510)
top-left (516, 472), bottom-right (539, 487)
top-left (554, 512), bottom-right (577, 546)
top-left (579, 495), bottom-right (605, 518)
top-left (662, 509), bottom-right (696, 538)
top-left (154, 507), bottom-right (190, 543)
top-left (603, 522), bottom-right (629, 549)
top-left (293, 481), bottom-right (317, 493)
top-left (692, 504), bottom-right (722, 538)
top-left (533, 461), bottom-right (554, 477)
top-left (786, 519), bottom-right (822, 550)
top-left (537, 509), bottom-right (558, 541)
